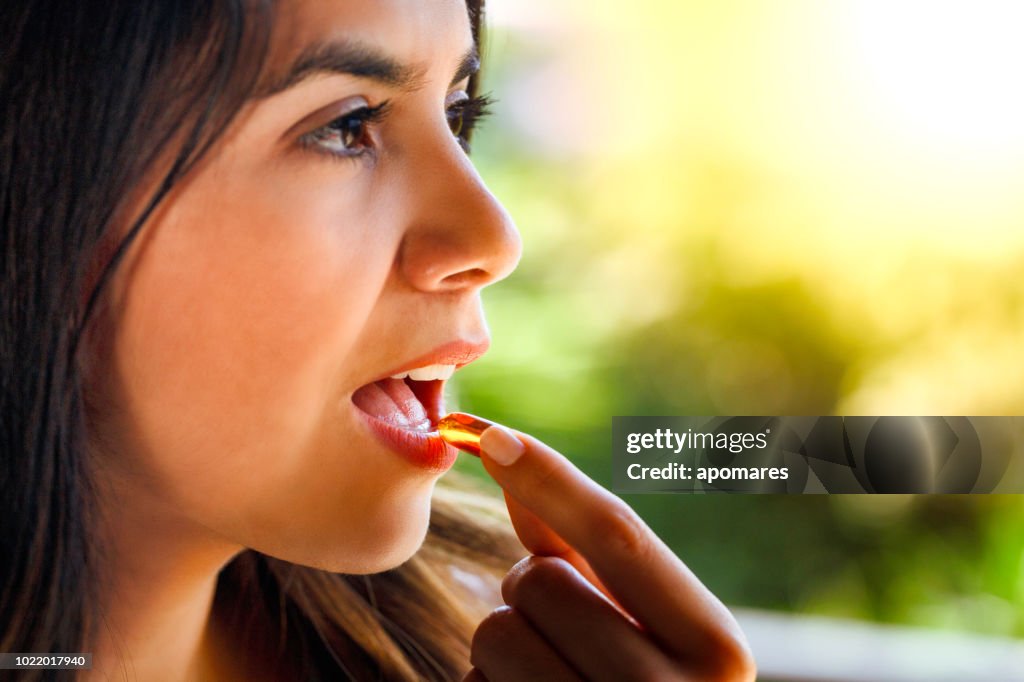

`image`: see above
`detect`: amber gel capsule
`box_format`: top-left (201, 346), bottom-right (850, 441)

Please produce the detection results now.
top-left (438, 412), bottom-right (495, 456)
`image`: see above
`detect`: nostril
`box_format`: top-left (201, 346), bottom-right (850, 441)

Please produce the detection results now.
top-left (396, 150), bottom-right (522, 292)
top-left (398, 225), bottom-right (516, 293)
top-left (438, 267), bottom-right (491, 289)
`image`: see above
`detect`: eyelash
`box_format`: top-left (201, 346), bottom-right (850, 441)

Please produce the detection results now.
top-left (448, 94), bottom-right (494, 152)
top-left (300, 93), bottom-right (494, 161)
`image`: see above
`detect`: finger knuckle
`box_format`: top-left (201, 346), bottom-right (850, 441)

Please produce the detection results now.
top-left (499, 556), bottom-right (530, 603)
top-left (598, 501), bottom-right (652, 559)
top-left (527, 455), bottom-right (565, 499)
top-left (506, 556), bottom-right (574, 605)
top-left (471, 606), bottom-right (521, 658)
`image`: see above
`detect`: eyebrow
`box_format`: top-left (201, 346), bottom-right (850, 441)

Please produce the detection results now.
top-left (256, 40), bottom-right (480, 98)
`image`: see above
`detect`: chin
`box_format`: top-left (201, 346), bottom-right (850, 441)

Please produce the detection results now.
top-left (289, 486), bottom-right (435, 575)
top-left (361, 525), bottom-right (431, 573)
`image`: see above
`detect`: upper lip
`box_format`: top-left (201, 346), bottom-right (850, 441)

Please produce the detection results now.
top-left (373, 339), bottom-right (490, 384)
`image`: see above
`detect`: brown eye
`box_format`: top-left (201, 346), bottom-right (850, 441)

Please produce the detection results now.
top-left (446, 93), bottom-right (469, 138)
top-left (333, 115), bottom-right (369, 149)
top-left (312, 108), bottom-right (374, 155)
top-left (445, 92), bottom-right (493, 151)
top-left (447, 110), bottom-right (465, 137)
top-left (300, 100), bottom-right (392, 159)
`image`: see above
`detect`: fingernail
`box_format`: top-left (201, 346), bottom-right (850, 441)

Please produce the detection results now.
top-left (480, 425), bottom-right (524, 466)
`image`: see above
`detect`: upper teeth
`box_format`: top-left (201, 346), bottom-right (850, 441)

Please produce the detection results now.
top-left (390, 364), bottom-right (456, 381)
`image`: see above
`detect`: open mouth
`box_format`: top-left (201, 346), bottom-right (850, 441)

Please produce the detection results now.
top-left (351, 364), bottom-right (453, 432)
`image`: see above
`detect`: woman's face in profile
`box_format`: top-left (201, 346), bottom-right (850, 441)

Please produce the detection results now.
top-left (87, 0), bottom-right (521, 572)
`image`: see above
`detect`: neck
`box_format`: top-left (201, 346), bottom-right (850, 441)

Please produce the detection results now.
top-left (85, 476), bottom-right (242, 682)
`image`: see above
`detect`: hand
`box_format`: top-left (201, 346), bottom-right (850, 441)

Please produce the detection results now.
top-left (463, 425), bottom-right (756, 682)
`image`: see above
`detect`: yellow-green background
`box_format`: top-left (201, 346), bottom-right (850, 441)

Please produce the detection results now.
top-left (453, 0), bottom-right (1024, 636)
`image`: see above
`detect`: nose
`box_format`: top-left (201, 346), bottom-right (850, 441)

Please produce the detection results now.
top-left (397, 139), bottom-right (522, 293)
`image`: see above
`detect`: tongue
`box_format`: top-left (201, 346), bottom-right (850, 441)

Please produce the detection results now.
top-left (353, 378), bottom-right (430, 430)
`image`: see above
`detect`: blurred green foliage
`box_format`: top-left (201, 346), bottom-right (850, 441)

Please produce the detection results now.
top-left (446, 6), bottom-right (1024, 639)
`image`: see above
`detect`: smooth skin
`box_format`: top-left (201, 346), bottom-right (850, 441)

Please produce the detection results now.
top-left (84, 0), bottom-right (518, 679)
top-left (468, 426), bottom-right (756, 681)
top-left (79, 0), bottom-right (754, 678)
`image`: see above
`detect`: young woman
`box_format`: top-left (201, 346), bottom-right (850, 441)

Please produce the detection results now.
top-left (0, 1), bottom-right (755, 679)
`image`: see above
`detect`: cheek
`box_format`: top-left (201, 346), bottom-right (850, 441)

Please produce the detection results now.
top-left (119, 179), bottom-right (372, 457)
top-left (97, 162), bottom-right (419, 570)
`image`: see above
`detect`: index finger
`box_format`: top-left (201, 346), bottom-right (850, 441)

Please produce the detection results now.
top-left (502, 490), bottom-right (635, 615)
top-left (477, 424), bottom-right (748, 668)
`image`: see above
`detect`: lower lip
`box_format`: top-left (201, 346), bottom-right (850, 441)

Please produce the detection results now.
top-left (355, 408), bottom-right (461, 472)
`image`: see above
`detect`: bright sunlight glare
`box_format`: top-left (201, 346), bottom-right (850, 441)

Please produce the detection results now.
top-left (846, 0), bottom-right (1024, 152)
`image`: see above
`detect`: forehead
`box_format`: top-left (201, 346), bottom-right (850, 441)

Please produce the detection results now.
top-left (268, 0), bottom-right (474, 74)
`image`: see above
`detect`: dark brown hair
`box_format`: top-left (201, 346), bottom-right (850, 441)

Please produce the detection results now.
top-left (0, 1), bottom-right (519, 679)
